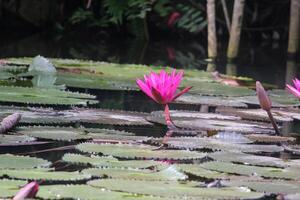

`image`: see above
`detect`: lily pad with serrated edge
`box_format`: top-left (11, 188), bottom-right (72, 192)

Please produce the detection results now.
top-left (37, 184), bottom-right (172, 200)
top-left (0, 134), bottom-right (36, 146)
top-left (0, 154), bottom-right (50, 169)
top-left (245, 134), bottom-right (296, 143)
top-left (82, 165), bottom-right (187, 181)
top-left (223, 180), bottom-right (300, 194)
top-left (88, 179), bottom-right (264, 199)
top-left (152, 137), bottom-right (283, 153)
top-left (216, 108), bottom-right (293, 122)
top-left (208, 151), bottom-right (297, 168)
top-left (0, 169), bottom-right (91, 182)
top-left (0, 86), bottom-right (97, 106)
top-left (0, 179), bottom-right (27, 198)
top-left (175, 94), bottom-right (248, 108)
top-left (76, 143), bottom-right (207, 160)
top-left (201, 161), bottom-right (300, 180)
top-left (62, 153), bottom-right (168, 169)
top-left (16, 126), bottom-right (91, 141)
top-left (0, 106), bottom-right (152, 126)
top-left (147, 111), bottom-right (275, 134)
top-left (7, 57), bottom-right (214, 91)
top-left (187, 81), bottom-right (255, 97)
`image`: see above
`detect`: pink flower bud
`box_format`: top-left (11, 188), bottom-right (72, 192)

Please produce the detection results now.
top-left (13, 181), bottom-right (39, 200)
top-left (256, 81), bottom-right (271, 111)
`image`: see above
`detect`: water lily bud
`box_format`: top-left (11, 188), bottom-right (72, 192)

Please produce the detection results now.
top-left (13, 181), bottom-right (39, 200)
top-left (256, 81), bottom-right (272, 111)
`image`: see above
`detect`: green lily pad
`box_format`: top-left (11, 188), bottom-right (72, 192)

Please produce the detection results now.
top-left (0, 134), bottom-right (36, 146)
top-left (0, 179), bottom-right (27, 198)
top-left (0, 154), bottom-right (50, 169)
top-left (82, 165), bottom-right (187, 181)
top-left (0, 106), bottom-right (152, 126)
top-left (62, 153), bottom-right (168, 169)
top-left (38, 184), bottom-right (171, 200)
top-left (155, 137), bottom-right (283, 153)
top-left (76, 143), bottom-right (207, 160)
top-left (88, 179), bottom-right (263, 199)
top-left (223, 180), bottom-right (300, 194)
top-left (176, 94), bottom-right (248, 108)
top-left (0, 169), bottom-right (91, 182)
top-left (201, 161), bottom-right (300, 180)
top-left (16, 126), bottom-right (91, 141)
top-left (209, 152), bottom-right (294, 168)
top-left (0, 86), bottom-right (97, 105)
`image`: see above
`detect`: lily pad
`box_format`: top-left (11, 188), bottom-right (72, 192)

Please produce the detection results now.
top-left (0, 134), bottom-right (36, 146)
top-left (0, 179), bottom-right (27, 198)
top-left (0, 154), bottom-right (50, 169)
top-left (0, 106), bottom-right (152, 126)
top-left (176, 94), bottom-right (248, 108)
top-left (201, 161), bottom-right (300, 180)
top-left (16, 126), bottom-right (91, 141)
top-left (154, 137), bottom-right (283, 153)
top-left (82, 165), bottom-right (187, 181)
top-left (38, 184), bottom-right (170, 200)
top-left (76, 143), bottom-right (207, 160)
top-left (223, 180), bottom-right (300, 194)
top-left (0, 86), bottom-right (96, 105)
top-left (217, 108), bottom-right (294, 122)
top-left (62, 153), bottom-right (168, 169)
top-left (89, 179), bottom-right (263, 199)
top-left (245, 134), bottom-right (296, 143)
top-left (0, 169), bottom-right (91, 182)
top-left (209, 151), bottom-right (294, 168)
top-left (147, 111), bottom-right (275, 134)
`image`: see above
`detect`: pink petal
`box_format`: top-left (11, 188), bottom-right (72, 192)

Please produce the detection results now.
top-left (286, 84), bottom-right (300, 98)
top-left (172, 86), bottom-right (192, 101)
top-left (136, 79), bottom-right (154, 100)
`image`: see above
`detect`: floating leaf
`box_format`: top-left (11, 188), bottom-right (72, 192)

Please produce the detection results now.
top-left (201, 161), bottom-right (300, 180)
top-left (154, 137), bottom-right (283, 153)
top-left (187, 81), bottom-right (255, 97)
top-left (82, 165), bottom-right (187, 181)
top-left (0, 154), bottom-right (50, 169)
top-left (0, 86), bottom-right (96, 105)
top-left (217, 108), bottom-right (293, 122)
top-left (0, 179), bottom-right (27, 198)
top-left (17, 126), bottom-right (91, 141)
top-left (37, 184), bottom-right (168, 200)
top-left (89, 179), bottom-right (263, 199)
top-left (176, 94), bottom-right (248, 107)
top-left (0, 169), bottom-right (91, 182)
top-left (209, 152), bottom-right (294, 168)
top-left (0, 106), bottom-right (152, 126)
top-left (177, 164), bottom-right (235, 179)
top-left (245, 134), bottom-right (296, 143)
top-left (147, 111), bottom-right (275, 134)
top-left (223, 180), bottom-right (300, 194)
top-left (76, 143), bottom-right (207, 160)
top-left (62, 153), bottom-right (167, 169)
top-left (0, 134), bottom-right (36, 146)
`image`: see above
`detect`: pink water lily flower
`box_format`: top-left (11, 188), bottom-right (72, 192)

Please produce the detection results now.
top-left (136, 69), bottom-right (191, 127)
top-left (286, 78), bottom-right (300, 99)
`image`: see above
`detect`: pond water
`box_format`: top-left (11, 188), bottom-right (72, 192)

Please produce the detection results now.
top-left (0, 33), bottom-right (300, 199)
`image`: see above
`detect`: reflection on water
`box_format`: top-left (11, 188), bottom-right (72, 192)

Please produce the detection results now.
top-left (0, 32), bottom-right (294, 88)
